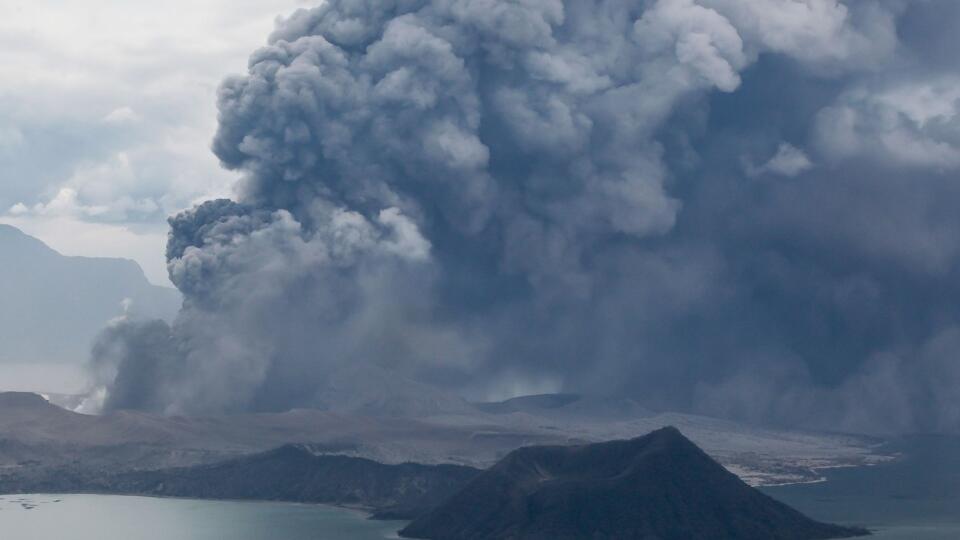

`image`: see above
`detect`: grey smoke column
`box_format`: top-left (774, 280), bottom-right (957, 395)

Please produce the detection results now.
top-left (95, 0), bottom-right (960, 434)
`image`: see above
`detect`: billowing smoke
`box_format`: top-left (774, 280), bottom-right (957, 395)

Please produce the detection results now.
top-left (93, 0), bottom-right (960, 434)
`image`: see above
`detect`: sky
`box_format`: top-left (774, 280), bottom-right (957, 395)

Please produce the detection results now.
top-left (4, 0), bottom-right (960, 435)
top-left (0, 0), bottom-right (309, 285)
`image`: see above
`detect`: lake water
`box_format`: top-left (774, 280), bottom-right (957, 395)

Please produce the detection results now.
top-left (763, 434), bottom-right (960, 539)
top-left (0, 494), bottom-right (407, 540)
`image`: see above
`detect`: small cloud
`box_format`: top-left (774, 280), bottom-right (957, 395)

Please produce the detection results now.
top-left (746, 143), bottom-right (813, 178)
top-left (10, 153), bottom-right (162, 223)
top-left (378, 207), bottom-right (431, 261)
top-left (108, 298), bottom-right (136, 326)
top-left (8, 202), bottom-right (29, 216)
top-left (102, 106), bottom-right (140, 125)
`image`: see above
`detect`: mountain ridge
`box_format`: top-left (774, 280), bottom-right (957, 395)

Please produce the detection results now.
top-left (0, 441), bottom-right (481, 520)
top-left (401, 427), bottom-right (869, 540)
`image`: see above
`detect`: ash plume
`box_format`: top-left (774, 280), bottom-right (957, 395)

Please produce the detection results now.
top-left (93, 0), bottom-right (960, 434)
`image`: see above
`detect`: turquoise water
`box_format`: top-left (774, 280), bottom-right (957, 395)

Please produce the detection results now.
top-left (763, 435), bottom-right (960, 539)
top-left (0, 494), bottom-right (406, 539)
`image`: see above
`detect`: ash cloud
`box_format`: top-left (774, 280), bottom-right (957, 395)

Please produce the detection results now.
top-left (93, 0), bottom-right (960, 434)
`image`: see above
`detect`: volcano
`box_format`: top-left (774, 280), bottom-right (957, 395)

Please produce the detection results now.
top-left (401, 427), bottom-right (868, 540)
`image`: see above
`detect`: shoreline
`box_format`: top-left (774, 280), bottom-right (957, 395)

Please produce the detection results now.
top-left (0, 492), bottom-right (407, 523)
top-left (732, 451), bottom-right (900, 489)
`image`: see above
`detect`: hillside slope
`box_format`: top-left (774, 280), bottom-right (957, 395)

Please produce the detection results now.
top-left (0, 224), bottom-right (180, 365)
top-left (401, 427), bottom-right (869, 540)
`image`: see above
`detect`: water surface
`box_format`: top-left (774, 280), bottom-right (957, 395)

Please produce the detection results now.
top-left (764, 435), bottom-right (960, 539)
top-left (0, 494), bottom-right (406, 540)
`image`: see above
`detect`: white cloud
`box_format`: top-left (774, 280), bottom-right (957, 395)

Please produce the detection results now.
top-left (8, 202), bottom-right (28, 215)
top-left (634, 0), bottom-right (747, 92)
top-left (11, 152), bottom-right (168, 222)
top-left (815, 77), bottom-right (960, 169)
top-left (874, 79), bottom-right (960, 128)
top-left (102, 106), bottom-right (141, 125)
top-left (746, 142), bottom-right (814, 177)
top-left (378, 207), bottom-right (432, 261)
top-left (0, 0), bottom-right (307, 272)
top-left (701, 0), bottom-right (898, 70)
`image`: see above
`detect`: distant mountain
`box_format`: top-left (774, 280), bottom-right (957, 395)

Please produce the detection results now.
top-left (401, 427), bottom-right (869, 540)
top-left (0, 224), bottom-right (180, 364)
top-left (0, 391), bottom-right (564, 472)
top-left (0, 390), bottom-right (889, 488)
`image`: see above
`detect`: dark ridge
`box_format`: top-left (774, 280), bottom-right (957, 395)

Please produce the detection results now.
top-left (2, 443), bottom-right (480, 520)
top-left (401, 427), bottom-right (869, 540)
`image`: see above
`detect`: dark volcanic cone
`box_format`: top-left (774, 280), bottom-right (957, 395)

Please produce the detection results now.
top-left (401, 426), bottom-right (868, 540)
